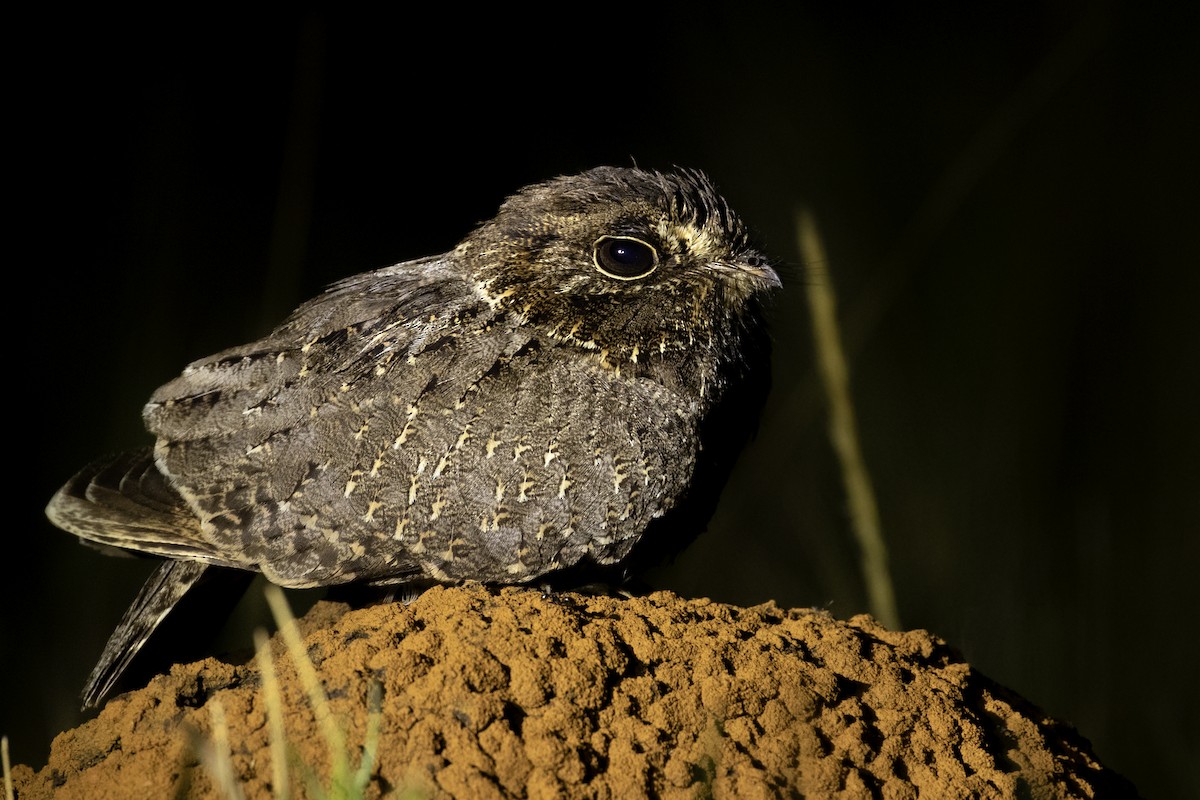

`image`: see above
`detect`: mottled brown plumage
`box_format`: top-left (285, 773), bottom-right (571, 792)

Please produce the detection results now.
top-left (46, 166), bottom-right (780, 707)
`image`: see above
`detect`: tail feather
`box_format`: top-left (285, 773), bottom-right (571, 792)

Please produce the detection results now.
top-left (82, 559), bottom-right (211, 708)
top-left (46, 449), bottom-right (225, 562)
top-left (44, 450), bottom-right (246, 707)
top-left (83, 449), bottom-right (186, 515)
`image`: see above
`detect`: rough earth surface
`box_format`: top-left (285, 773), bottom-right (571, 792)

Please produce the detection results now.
top-left (11, 585), bottom-right (1139, 798)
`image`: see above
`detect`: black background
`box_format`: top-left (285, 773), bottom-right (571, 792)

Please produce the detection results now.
top-left (5, 4), bottom-right (1197, 797)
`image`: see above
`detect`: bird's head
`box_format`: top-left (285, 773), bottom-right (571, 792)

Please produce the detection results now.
top-left (458, 166), bottom-right (780, 372)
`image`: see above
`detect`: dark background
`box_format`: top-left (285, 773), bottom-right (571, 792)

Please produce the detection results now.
top-left (5, 4), bottom-right (1197, 797)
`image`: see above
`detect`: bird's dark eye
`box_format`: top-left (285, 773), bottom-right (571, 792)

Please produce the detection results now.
top-left (593, 236), bottom-right (659, 280)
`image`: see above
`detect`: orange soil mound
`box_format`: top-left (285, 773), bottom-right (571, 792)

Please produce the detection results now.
top-left (11, 585), bottom-right (1138, 798)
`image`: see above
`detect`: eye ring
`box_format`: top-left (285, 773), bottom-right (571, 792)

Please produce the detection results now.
top-left (592, 235), bottom-right (659, 281)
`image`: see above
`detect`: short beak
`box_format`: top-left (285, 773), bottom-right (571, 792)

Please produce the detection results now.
top-left (738, 261), bottom-right (782, 288)
top-left (709, 260), bottom-right (782, 289)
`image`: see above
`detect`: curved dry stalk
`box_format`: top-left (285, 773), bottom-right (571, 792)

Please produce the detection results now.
top-left (3, 735), bottom-right (13, 800)
top-left (797, 208), bottom-right (901, 630)
top-left (255, 627), bottom-right (291, 800)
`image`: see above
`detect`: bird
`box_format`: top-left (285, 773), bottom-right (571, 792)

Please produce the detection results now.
top-left (46, 166), bottom-right (781, 708)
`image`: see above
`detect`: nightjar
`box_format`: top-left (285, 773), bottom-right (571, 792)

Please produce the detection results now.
top-left (46, 166), bottom-right (780, 707)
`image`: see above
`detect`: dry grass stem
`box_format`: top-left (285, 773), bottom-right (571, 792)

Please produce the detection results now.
top-left (255, 627), bottom-right (292, 800)
top-left (264, 585), bottom-right (347, 759)
top-left (263, 584), bottom-right (382, 798)
top-left (797, 208), bottom-right (901, 630)
top-left (2, 735), bottom-right (13, 800)
top-left (201, 697), bottom-right (246, 800)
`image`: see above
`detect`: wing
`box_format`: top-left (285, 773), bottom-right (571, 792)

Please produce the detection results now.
top-left (141, 255), bottom-right (539, 587)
